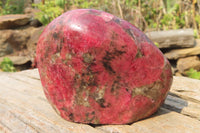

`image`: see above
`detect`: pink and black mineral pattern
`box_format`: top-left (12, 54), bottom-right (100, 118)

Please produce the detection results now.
top-left (36, 9), bottom-right (173, 124)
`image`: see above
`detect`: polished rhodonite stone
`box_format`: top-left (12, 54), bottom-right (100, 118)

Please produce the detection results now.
top-left (36, 9), bottom-right (173, 124)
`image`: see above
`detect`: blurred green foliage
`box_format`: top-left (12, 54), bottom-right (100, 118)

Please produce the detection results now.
top-left (32, 0), bottom-right (200, 38)
top-left (55, 0), bottom-right (66, 8)
top-left (0, 57), bottom-right (16, 72)
top-left (32, 0), bottom-right (64, 25)
top-left (186, 68), bottom-right (200, 80)
top-left (154, 42), bottom-right (159, 47)
top-left (0, 0), bottom-right (25, 15)
top-left (1, 0), bottom-right (199, 38)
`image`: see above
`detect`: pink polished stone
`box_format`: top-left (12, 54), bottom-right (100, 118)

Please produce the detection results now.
top-left (36, 9), bottom-right (173, 124)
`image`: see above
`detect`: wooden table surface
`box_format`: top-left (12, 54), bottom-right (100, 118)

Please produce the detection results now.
top-left (0, 69), bottom-right (200, 133)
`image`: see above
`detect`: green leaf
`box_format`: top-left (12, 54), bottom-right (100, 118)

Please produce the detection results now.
top-left (186, 68), bottom-right (200, 80)
top-left (0, 57), bottom-right (16, 72)
top-left (154, 42), bottom-right (159, 47)
top-left (33, 1), bottom-right (64, 25)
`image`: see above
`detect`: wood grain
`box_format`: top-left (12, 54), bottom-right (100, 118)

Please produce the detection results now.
top-left (145, 29), bottom-right (195, 49)
top-left (0, 69), bottom-right (200, 133)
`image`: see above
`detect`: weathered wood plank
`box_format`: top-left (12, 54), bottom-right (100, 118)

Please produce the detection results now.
top-left (163, 94), bottom-right (200, 120)
top-left (145, 29), bottom-right (195, 49)
top-left (97, 108), bottom-right (200, 133)
top-left (0, 69), bottom-right (200, 133)
top-left (170, 76), bottom-right (200, 103)
top-left (164, 42), bottom-right (200, 60)
top-left (16, 69), bottom-right (40, 80)
top-left (0, 70), bottom-right (103, 133)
